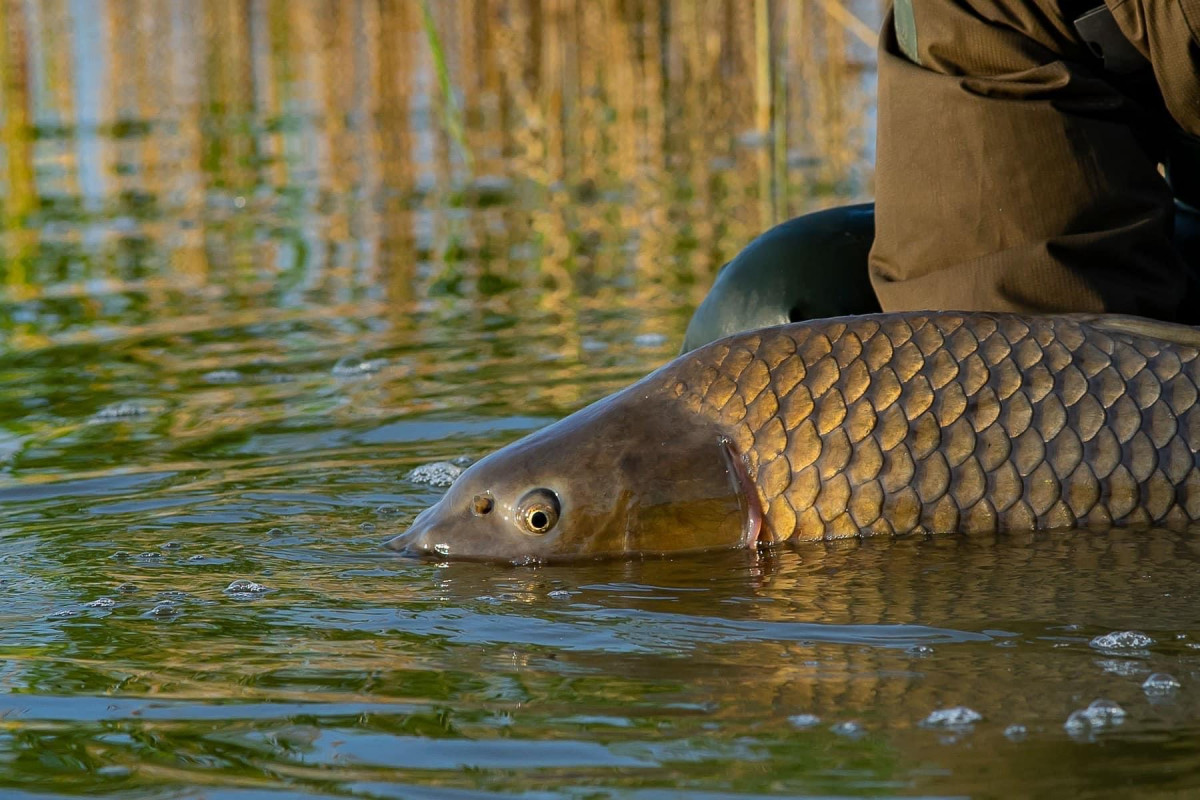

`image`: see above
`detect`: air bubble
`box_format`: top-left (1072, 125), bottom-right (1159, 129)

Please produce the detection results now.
top-left (86, 597), bottom-right (116, 608)
top-left (547, 590), bottom-right (571, 600)
top-left (146, 602), bottom-right (179, 619)
top-left (906, 644), bottom-right (935, 657)
top-left (1003, 724), bottom-right (1027, 741)
top-left (1142, 673), bottom-right (1181, 695)
top-left (225, 579), bottom-right (270, 600)
top-left (405, 461), bottom-right (465, 487)
top-left (359, 522), bottom-right (376, 532)
top-left (116, 583), bottom-right (139, 593)
top-left (921, 707), bottom-right (983, 730)
top-left (788, 714), bottom-right (821, 728)
top-left (1090, 630), bottom-right (1154, 651)
top-left (1064, 699), bottom-right (1126, 739)
top-left (830, 721), bottom-right (864, 739)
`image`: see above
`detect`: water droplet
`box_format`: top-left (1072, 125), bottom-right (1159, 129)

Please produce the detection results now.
top-left (789, 714), bottom-right (821, 728)
top-left (1143, 673), bottom-right (1181, 695)
top-left (921, 706), bottom-right (983, 730)
top-left (405, 461), bottom-right (465, 487)
top-left (332, 356), bottom-right (385, 377)
top-left (1089, 630), bottom-right (1154, 651)
top-left (1003, 724), bottom-right (1027, 741)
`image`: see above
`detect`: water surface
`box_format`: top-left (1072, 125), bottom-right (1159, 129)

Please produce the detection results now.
top-left (1, 2), bottom-right (1197, 798)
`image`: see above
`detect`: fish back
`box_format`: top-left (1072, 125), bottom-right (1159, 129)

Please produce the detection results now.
top-left (667, 312), bottom-right (1200, 540)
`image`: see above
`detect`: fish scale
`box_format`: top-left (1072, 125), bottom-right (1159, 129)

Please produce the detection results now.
top-left (671, 311), bottom-right (1200, 540)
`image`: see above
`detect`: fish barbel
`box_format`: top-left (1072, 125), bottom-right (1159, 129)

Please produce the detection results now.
top-left (386, 312), bottom-right (1200, 562)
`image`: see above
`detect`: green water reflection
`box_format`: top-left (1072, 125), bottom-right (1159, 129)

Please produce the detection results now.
top-left (1, 1), bottom-right (1197, 798)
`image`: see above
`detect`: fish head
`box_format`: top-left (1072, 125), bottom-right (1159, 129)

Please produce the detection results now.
top-left (384, 390), bottom-right (762, 562)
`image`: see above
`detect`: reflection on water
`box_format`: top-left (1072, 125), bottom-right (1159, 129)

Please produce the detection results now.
top-left (6, 528), bottom-right (1200, 797)
top-left (2, 1), bottom-right (1198, 798)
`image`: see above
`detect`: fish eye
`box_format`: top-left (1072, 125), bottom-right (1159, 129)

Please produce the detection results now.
top-left (471, 494), bottom-right (494, 516)
top-left (516, 488), bottom-right (560, 534)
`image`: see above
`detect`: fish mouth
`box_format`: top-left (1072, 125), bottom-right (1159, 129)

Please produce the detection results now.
top-left (383, 507), bottom-right (441, 558)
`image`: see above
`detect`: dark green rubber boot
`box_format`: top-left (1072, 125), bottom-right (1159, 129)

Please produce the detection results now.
top-left (682, 204), bottom-right (878, 352)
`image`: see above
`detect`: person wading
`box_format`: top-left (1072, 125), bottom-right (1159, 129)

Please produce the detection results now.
top-left (683, 1), bottom-right (1200, 352)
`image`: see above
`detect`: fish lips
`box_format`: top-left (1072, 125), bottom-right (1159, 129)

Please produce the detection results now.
top-left (383, 506), bottom-right (443, 557)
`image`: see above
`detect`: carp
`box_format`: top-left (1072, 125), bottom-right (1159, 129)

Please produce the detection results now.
top-left (386, 312), bottom-right (1200, 562)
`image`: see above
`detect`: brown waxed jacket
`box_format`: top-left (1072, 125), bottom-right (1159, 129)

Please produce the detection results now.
top-left (869, 0), bottom-right (1200, 322)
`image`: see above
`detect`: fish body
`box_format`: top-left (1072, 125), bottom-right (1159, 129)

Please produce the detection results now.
top-left (387, 311), bottom-right (1200, 561)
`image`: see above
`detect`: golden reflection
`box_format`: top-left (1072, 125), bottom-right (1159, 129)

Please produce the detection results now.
top-left (0, 0), bottom-right (878, 309)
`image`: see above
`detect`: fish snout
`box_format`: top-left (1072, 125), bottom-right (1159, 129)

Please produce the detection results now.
top-left (383, 507), bottom-right (443, 557)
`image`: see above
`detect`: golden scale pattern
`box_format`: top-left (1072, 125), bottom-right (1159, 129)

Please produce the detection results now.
top-left (668, 312), bottom-right (1200, 540)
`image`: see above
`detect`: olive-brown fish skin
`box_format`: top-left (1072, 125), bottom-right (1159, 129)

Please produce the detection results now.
top-left (388, 311), bottom-right (1200, 561)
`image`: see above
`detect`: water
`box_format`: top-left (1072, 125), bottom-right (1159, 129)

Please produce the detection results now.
top-left (2, 1), bottom-right (1199, 798)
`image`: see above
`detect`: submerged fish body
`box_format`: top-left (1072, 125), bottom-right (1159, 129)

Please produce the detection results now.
top-left (387, 311), bottom-right (1200, 561)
